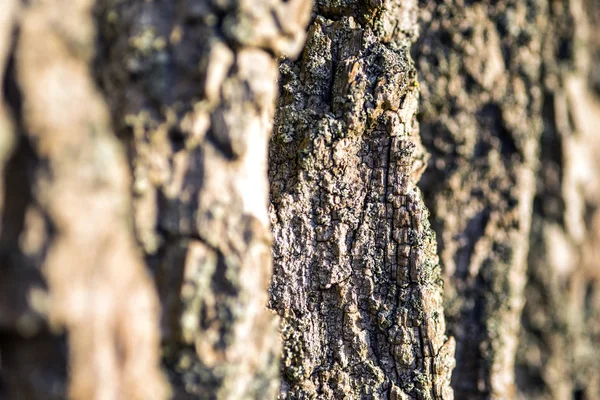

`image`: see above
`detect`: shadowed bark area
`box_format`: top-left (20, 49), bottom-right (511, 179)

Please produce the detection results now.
top-left (268, 1), bottom-right (455, 398)
top-left (517, 0), bottom-right (600, 398)
top-left (414, 1), bottom-right (544, 397)
top-left (414, 0), bottom-right (600, 399)
top-left (96, 0), bottom-right (311, 398)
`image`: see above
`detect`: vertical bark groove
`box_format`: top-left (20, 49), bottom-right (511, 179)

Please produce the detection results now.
top-left (269, 1), bottom-right (455, 398)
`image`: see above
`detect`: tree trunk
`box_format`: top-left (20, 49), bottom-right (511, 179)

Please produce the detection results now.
top-left (268, 1), bottom-right (454, 398)
top-left (1, 0), bottom-right (310, 399)
top-left (517, 0), bottom-right (600, 398)
top-left (1, 1), bottom-right (167, 398)
top-left (414, 1), bottom-right (544, 398)
top-left (96, 0), bottom-right (311, 399)
top-left (413, 0), bottom-right (600, 399)
top-left (1, 0), bottom-right (600, 399)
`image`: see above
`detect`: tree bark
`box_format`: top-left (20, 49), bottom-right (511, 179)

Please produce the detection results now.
top-left (268, 1), bottom-right (455, 398)
top-left (1, 1), bottom-right (167, 399)
top-left (413, 1), bottom-right (544, 398)
top-left (1, 0), bottom-right (600, 399)
top-left (413, 0), bottom-right (600, 399)
top-left (517, 0), bottom-right (600, 398)
top-left (96, 0), bottom-right (310, 398)
top-left (1, 0), bottom-right (310, 399)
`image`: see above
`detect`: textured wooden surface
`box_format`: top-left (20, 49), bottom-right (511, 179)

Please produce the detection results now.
top-left (268, 2), bottom-right (455, 398)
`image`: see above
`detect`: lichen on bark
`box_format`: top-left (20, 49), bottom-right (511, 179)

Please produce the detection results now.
top-left (96, 0), bottom-right (311, 398)
top-left (268, 1), bottom-right (454, 398)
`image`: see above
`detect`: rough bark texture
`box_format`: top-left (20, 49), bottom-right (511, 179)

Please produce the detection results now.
top-left (2, 0), bottom-right (600, 399)
top-left (268, 2), bottom-right (455, 398)
top-left (96, 0), bottom-right (310, 398)
top-left (413, 0), bottom-right (600, 399)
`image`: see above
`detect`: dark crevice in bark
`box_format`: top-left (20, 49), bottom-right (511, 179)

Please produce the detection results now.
top-left (0, 138), bottom-right (34, 261)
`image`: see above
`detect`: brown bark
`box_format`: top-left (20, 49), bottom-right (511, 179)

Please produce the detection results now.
top-left (414, 0), bottom-right (600, 399)
top-left (96, 0), bottom-right (311, 398)
top-left (1, 0), bottom-right (600, 399)
top-left (1, 0), bottom-right (312, 398)
top-left (517, 0), bottom-right (600, 398)
top-left (413, 1), bottom-right (544, 397)
top-left (268, 1), bottom-right (455, 398)
top-left (1, 1), bottom-right (167, 399)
